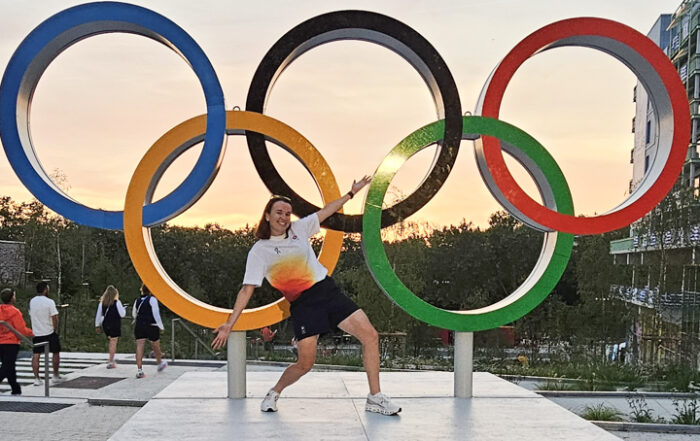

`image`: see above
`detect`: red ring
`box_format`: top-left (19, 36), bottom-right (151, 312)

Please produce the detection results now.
top-left (480, 18), bottom-right (690, 235)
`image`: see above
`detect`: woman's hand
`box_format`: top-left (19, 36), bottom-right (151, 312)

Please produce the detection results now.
top-left (316, 174), bottom-right (373, 223)
top-left (350, 175), bottom-right (371, 195)
top-left (95, 327), bottom-right (101, 334)
top-left (212, 323), bottom-right (232, 350)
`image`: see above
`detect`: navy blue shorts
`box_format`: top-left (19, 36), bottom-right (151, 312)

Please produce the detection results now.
top-left (134, 324), bottom-right (160, 342)
top-left (102, 324), bottom-right (121, 338)
top-left (290, 277), bottom-right (360, 341)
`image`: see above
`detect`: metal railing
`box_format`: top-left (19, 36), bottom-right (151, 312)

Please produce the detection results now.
top-left (0, 320), bottom-right (50, 397)
top-left (170, 318), bottom-right (221, 362)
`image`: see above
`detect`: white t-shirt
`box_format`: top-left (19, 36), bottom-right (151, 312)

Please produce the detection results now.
top-left (243, 214), bottom-right (329, 302)
top-left (29, 295), bottom-right (58, 337)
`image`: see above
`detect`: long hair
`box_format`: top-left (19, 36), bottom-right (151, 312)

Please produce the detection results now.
top-left (255, 196), bottom-right (292, 240)
top-left (100, 285), bottom-right (119, 307)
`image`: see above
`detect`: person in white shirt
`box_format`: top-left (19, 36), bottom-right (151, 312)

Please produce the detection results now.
top-left (29, 282), bottom-right (61, 385)
top-left (133, 284), bottom-right (166, 378)
top-left (95, 285), bottom-right (126, 369)
top-left (212, 176), bottom-right (401, 416)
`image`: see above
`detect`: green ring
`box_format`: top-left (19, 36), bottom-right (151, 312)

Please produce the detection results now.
top-left (361, 116), bottom-right (574, 331)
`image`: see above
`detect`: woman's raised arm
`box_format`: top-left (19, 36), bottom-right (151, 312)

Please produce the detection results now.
top-left (316, 175), bottom-right (371, 224)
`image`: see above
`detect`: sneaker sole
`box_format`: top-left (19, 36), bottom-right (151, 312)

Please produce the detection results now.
top-left (260, 407), bottom-right (277, 412)
top-left (365, 404), bottom-right (401, 415)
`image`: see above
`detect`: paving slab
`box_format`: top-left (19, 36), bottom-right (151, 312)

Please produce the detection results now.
top-left (111, 371), bottom-right (620, 441)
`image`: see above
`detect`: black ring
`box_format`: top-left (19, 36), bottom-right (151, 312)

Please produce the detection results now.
top-left (245, 10), bottom-right (462, 232)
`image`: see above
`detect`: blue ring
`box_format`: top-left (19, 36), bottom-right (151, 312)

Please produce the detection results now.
top-left (0, 2), bottom-right (226, 229)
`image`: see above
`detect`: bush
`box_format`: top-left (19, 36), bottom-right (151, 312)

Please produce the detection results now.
top-left (579, 403), bottom-right (624, 421)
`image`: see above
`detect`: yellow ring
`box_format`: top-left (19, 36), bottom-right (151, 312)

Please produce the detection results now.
top-left (124, 110), bottom-right (343, 329)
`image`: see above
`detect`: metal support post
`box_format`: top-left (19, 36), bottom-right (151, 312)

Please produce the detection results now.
top-left (171, 319), bottom-right (176, 363)
top-left (227, 331), bottom-right (246, 398)
top-left (44, 344), bottom-right (50, 397)
top-left (454, 331), bottom-right (473, 398)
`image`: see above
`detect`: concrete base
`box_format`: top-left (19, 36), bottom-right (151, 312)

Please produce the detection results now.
top-left (109, 372), bottom-right (621, 440)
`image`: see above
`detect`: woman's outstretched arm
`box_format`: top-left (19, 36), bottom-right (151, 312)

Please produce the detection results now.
top-left (316, 175), bottom-right (371, 224)
top-left (211, 284), bottom-right (256, 349)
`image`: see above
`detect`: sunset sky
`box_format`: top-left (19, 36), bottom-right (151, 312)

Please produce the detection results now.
top-left (0, 0), bottom-right (686, 232)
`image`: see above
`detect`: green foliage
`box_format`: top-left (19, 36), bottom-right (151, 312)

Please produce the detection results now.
top-left (535, 380), bottom-right (579, 391)
top-left (0, 196), bottom-right (641, 361)
top-left (627, 396), bottom-right (661, 423)
top-left (671, 399), bottom-right (700, 425)
top-left (580, 403), bottom-right (624, 421)
top-left (656, 364), bottom-right (700, 392)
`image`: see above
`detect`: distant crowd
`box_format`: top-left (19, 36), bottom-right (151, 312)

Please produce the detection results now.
top-left (0, 281), bottom-right (168, 395)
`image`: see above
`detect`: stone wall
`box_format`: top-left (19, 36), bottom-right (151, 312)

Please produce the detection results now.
top-left (0, 240), bottom-right (25, 286)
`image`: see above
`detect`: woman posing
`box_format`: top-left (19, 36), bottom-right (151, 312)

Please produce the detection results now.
top-left (212, 177), bottom-right (400, 416)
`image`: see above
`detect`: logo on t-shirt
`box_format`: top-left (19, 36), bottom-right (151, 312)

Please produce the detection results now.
top-left (274, 247), bottom-right (281, 255)
top-left (292, 235), bottom-right (298, 240)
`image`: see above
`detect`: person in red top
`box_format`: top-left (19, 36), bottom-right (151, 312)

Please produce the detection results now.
top-left (0, 288), bottom-right (34, 395)
top-left (261, 326), bottom-right (277, 352)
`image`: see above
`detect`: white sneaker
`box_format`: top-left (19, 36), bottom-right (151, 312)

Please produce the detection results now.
top-left (366, 392), bottom-right (401, 415)
top-left (51, 375), bottom-right (65, 384)
top-left (157, 361), bottom-right (167, 372)
top-left (32, 378), bottom-right (43, 386)
top-left (260, 389), bottom-right (279, 412)
top-left (106, 362), bottom-right (116, 369)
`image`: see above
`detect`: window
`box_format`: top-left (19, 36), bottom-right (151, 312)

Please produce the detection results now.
top-left (646, 120), bottom-right (651, 144)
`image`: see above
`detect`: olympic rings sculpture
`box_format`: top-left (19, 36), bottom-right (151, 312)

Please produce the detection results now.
top-left (0, 2), bottom-right (690, 331)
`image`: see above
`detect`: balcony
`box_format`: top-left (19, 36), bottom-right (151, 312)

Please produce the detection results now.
top-left (610, 237), bottom-right (635, 254)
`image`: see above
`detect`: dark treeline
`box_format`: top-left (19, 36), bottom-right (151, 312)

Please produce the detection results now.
top-left (0, 196), bottom-right (633, 357)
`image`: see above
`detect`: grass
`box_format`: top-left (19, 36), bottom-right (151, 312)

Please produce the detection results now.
top-left (579, 403), bottom-right (624, 421)
top-left (535, 380), bottom-right (579, 391)
top-left (479, 355), bottom-right (700, 392)
top-left (672, 399), bottom-right (700, 425)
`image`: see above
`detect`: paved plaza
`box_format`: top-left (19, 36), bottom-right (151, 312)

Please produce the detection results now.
top-left (1, 354), bottom-right (700, 440)
top-left (112, 370), bottom-right (618, 441)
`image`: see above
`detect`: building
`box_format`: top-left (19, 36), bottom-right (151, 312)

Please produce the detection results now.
top-left (610, 1), bottom-right (700, 368)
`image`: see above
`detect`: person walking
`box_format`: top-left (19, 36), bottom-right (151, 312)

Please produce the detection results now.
top-left (0, 288), bottom-right (33, 395)
top-left (29, 282), bottom-right (62, 385)
top-left (95, 285), bottom-right (126, 369)
top-left (133, 284), bottom-right (166, 378)
top-left (212, 177), bottom-right (401, 416)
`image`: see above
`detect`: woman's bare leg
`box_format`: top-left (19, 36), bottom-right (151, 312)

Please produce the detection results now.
top-left (135, 339), bottom-right (146, 370)
top-left (271, 335), bottom-right (318, 393)
top-left (108, 337), bottom-right (118, 363)
top-left (338, 310), bottom-right (380, 395)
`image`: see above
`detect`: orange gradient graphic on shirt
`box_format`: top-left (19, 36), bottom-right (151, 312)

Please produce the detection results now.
top-left (268, 254), bottom-right (315, 301)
